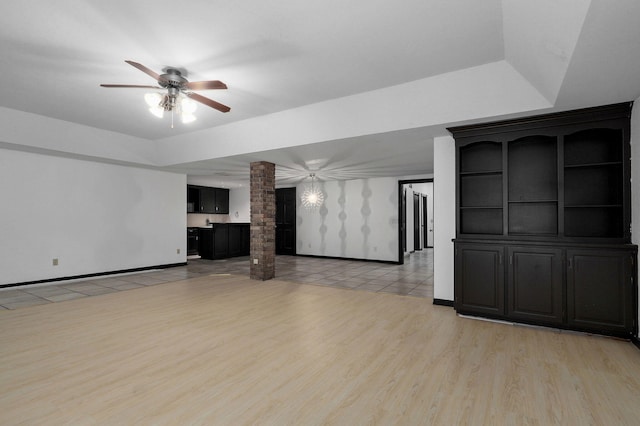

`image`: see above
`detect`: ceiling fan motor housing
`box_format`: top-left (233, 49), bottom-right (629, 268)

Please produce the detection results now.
top-left (160, 68), bottom-right (188, 89)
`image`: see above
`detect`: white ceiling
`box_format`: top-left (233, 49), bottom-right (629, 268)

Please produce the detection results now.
top-left (1, 1), bottom-right (639, 186)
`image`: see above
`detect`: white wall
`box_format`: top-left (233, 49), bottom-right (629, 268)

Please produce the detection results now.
top-left (631, 96), bottom-right (640, 335)
top-left (296, 177), bottom-right (398, 262)
top-left (0, 107), bottom-right (156, 165)
top-left (433, 135), bottom-right (456, 301)
top-left (0, 149), bottom-right (186, 285)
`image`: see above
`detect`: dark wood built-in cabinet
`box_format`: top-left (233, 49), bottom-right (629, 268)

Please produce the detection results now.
top-left (187, 185), bottom-right (229, 214)
top-left (450, 103), bottom-right (637, 338)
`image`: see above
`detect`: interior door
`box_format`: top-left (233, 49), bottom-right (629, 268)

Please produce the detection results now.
top-left (422, 195), bottom-right (428, 249)
top-left (401, 188), bottom-right (407, 253)
top-left (413, 193), bottom-right (421, 251)
top-left (276, 188), bottom-right (296, 255)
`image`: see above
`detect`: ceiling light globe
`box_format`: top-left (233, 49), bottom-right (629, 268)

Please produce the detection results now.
top-left (182, 113), bottom-right (197, 124)
top-left (149, 106), bottom-right (164, 118)
top-left (145, 92), bottom-right (163, 107)
top-left (181, 97), bottom-right (197, 114)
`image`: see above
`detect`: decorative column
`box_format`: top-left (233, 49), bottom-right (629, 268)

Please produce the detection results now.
top-left (250, 161), bottom-right (276, 280)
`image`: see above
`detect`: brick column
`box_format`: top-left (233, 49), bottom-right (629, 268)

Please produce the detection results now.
top-left (250, 161), bottom-right (276, 280)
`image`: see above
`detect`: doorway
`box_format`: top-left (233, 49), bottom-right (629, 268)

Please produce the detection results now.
top-left (413, 193), bottom-right (421, 251)
top-left (276, 188), bottom-right (296, 255)
top-left (397, 178), bottom-right (434, 264)
top-left (422, 195), bottom-right (431, 248)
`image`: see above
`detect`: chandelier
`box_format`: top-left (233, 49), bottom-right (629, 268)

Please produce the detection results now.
top-left (301, 173), bottom-right (324, 208)
top-left (144, 86), bottom-right (197, 128)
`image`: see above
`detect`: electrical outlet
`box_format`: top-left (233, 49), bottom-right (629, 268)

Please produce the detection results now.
top-left (253, 258), bottom-right (259, 265)
top-left (177, 248), bottom-right (181, 254)
top-left (52, 258), bottom-right (59, 266)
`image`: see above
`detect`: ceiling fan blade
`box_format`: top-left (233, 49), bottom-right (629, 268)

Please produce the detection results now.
top-left (186, 92), bottom-right (230, 113)
top-left (100, 84), bottom-right (161, 89)
top-left (124, 60), bottom-right (164, 82)
top-left (186, 80), bottom-right (228, 90)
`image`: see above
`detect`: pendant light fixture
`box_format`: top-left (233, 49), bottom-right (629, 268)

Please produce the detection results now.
top-left (301, 173), bottom-right (324, 208)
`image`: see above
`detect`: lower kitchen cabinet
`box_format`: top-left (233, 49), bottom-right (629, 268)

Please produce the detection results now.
top-left (228, 224), bottom-right (250, 257)
top-left (198, 223), bottom-right (250, 260)
top-left (454, 240), bottom-right (637, 337)
top-left (213, 224), bottom-right (229, 259)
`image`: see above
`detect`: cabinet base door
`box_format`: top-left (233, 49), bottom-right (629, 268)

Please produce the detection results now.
top-left (507, 247), bottom-right (563, 325)
top-left (455, 243), bottom-right (505, 316)
top-left (567, 249), bottom-right (634, 335)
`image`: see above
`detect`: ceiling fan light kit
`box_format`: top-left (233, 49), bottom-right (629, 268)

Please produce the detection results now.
top-left (144, 91), bottom-right (198, 124)
top-left (101, 60), bottom-right (229, 127)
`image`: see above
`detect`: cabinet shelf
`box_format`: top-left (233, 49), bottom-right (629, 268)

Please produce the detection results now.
top-left (508, 200), bottom-right (558, 204)
top-left (459, 170), bottom-right (502, 177)
top-left (460, 206), bottom-right (502, 210)
top-left (565, 204), bottom-right (622, 209)
top-left (564, 161), bottom-right (622, 169)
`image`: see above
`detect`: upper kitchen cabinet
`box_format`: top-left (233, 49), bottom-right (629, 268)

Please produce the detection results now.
top-left (214, 188), bottom-right (230, 214)
top-left (187, 186), bottom-right (200, 213)
top-left (187, 185), bottom-right (230, 214)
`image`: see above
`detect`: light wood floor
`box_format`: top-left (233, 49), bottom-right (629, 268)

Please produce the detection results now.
top-left (1, 274), bottom-right (639, 425)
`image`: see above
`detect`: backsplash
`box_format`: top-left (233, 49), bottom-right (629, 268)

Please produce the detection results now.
top-left (187, 214), bottom-right (229, 227)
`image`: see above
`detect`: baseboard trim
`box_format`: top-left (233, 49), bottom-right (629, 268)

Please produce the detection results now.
top-left (0, 262), bottom-right (187, 289)
top-left (433, 298), bottom-right (454, 307)
top-left (294, 254), bottom-right (400, 265)
top-left (632, 336), bottom-right (640, 351)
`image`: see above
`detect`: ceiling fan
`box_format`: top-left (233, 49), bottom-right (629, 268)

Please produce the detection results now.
top-left (100, 60), bottom-right (230, 122)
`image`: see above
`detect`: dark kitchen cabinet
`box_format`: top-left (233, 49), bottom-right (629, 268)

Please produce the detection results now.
top-left (198, 223), bottom-right (250, 260)
top-left (200, 187), bottom-right (216, 213)
top-left (228, 224), bottom-right (250, 257)
top-left (215, 188), bottom-right (230, 214)
top-left (187, 185), bottom-right (230, 214)
top-left (213, 224), bottom-right (229, 259)
top-left (450, 103), bottom-right (638, 338)
top-left (198, 225), bottom-right (226, 259)
top-left (187, 187), bottom-right (200, 213)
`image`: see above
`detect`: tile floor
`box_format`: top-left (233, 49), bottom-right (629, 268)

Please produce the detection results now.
top-left (0, 249), bottom-right (433, 310)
